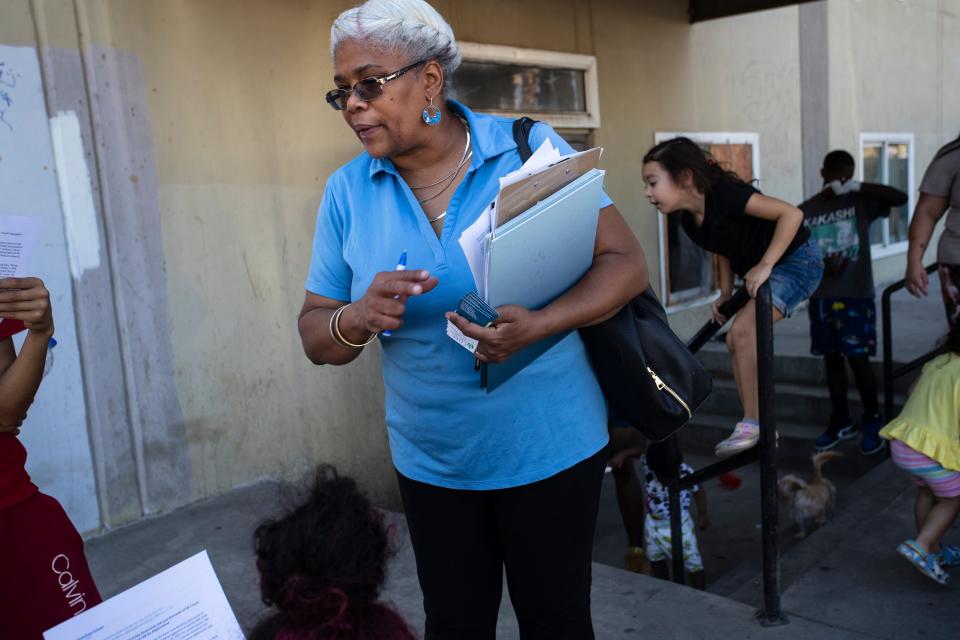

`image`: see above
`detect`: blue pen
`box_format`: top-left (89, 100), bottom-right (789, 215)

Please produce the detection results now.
top-left (381, 250), bottom-right (407, 337)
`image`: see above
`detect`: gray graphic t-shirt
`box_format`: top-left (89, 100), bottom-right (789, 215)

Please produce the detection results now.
top-left (920, 142), bottom-right (960, 264)
top-left (801, 191), bottom-right (889, 299)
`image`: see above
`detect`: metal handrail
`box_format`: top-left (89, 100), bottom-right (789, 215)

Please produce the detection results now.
top-left (881, 263), bottom-right (943, 420)
top-left (685, 288), bottom-right (752, 353)
top-left (667, 282), bottom-right (785, 625)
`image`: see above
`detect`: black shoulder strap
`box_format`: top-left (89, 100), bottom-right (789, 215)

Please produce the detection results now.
top-left (512, 117), bottom-right (540, 163)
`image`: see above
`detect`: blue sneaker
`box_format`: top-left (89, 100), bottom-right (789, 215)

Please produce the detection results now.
top-left (815, 416), bottom-right (857, 451)
top-left (860, 413), bottom-right (886, 456)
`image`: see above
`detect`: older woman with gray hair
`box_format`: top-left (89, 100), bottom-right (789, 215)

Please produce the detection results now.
top-left (297, 1), bottom-right (648, 637)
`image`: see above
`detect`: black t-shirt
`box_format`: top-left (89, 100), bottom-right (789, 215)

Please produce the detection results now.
top-left (680, 181), bottom-right (810, 277)
top-left (800, 190), bottom-right (890, 299)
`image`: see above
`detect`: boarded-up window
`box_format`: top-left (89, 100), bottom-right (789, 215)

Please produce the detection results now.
top-left (451, 43), bottom-right (601, 130)
top-left (451, 61), bottom-right (587, 115)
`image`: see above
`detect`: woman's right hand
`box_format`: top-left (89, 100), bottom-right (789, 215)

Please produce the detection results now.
top-left (711, 292), bottom-right (731, 325)
top-left (0, 277), bottom-right (53, 337)
top-left (348, 269), bottom-right (439, 336)
top-left (904, 259), bottom-right (929, 298)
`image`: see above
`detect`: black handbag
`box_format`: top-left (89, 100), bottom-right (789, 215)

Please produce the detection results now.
top-left (578, 289), bottom-right (713, 441)
top-left (512, 118), bottom-right (713, 441)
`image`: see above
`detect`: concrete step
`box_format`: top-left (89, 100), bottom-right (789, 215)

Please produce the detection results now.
top-left (696, 343), bottom-right (918, 394)
top-left (697, 378), bottom-right (905, 426)
top-left (679, 412), bottom-right (889, 482)
top-left (678, 412), bottom-right (841, 469)
top-left (707, 461), bottom-right (910, 610)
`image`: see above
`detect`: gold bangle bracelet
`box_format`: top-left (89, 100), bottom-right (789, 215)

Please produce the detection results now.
top-left (328, 306), bottom-right (348, 348)
top-left (330, 303), bottom-right (377, 349)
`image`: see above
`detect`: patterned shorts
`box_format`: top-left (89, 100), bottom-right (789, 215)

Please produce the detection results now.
top-left (808, 298), bottom-right (877, 357)
top-left (890, 439), bottom-right (960, 498)
top-left (644, 510), bottom-right (703, 572)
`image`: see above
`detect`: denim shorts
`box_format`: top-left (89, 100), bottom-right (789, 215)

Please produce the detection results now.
top-left (767, 238), bottom-right (823, 318)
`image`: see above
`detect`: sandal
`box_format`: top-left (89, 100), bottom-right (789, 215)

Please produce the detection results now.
top-left (624, 546), bottom-right (650, 574)
top-left (937, 544), bottom-right (960, 568)
top-left (897, 539), bottom-right (950, 586)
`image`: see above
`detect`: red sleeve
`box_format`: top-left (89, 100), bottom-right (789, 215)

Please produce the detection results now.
top-left (0, 320), bottom-right (25, 340)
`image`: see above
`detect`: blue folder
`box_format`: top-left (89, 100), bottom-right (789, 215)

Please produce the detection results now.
top-left (481, 169), bottom-right (604, 392)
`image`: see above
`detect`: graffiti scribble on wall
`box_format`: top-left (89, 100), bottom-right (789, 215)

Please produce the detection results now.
top-left (0, 61), bottom-right (18, 131)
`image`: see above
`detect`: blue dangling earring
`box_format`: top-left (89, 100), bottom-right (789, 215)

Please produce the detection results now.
top-left (422, 96), bottom-right (442, 126)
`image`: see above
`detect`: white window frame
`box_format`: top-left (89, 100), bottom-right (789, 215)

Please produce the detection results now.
top-left (859, 132), bottom-right (915, 258)
top-left (456, 42), bottom-right (600, 129)
top-left (653, 132), bottom-right (761, 313)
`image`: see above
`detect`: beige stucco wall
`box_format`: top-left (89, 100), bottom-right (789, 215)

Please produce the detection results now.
top-left (828, 0), bottom-right (960, 286)
top-left (83, 0), bottom-right (698, 510)
top-left (0, 0), bottom-right (33, 44)
top-left (590, 0), bottom-right (696, 332)
top-left (71, 0), bottom-right (403, 507)
top-left (57, 0), bottom-right (602, 512)
top-left (691, 6), bottom-right (803, 206)
top-left (7, 0), bottom-right (955, 524)
top-left (667, 5), bottom-right (804, 338)
top-left (5, 0), bottom-right (699, 521)
top-left (147, 0), bottom-right (696, 506)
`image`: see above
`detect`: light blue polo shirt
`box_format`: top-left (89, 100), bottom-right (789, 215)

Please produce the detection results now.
top-left (306, 101), bottom-right (610, 490)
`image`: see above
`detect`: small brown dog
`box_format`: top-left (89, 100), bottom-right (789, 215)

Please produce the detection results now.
top-left (778, 451), bottom-right (843, 539)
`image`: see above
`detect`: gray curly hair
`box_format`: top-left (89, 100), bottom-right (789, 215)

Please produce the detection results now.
top-left (330, 0), bottom-right (462, 79)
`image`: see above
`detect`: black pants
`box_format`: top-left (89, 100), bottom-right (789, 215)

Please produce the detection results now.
top-left (396, 446), bottom-right (608, 640)
top-left (824, 353), bottom-right (879, 419)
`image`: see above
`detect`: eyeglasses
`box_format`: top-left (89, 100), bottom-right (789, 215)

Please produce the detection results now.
top-left (325, 60), bottom-right (427, 111)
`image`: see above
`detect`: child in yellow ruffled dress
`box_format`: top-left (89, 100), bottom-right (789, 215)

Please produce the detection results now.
top-left (880, 325), bottom-right (960, 585)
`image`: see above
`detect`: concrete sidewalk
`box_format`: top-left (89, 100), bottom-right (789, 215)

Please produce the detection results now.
top-left (81, 274), bottom-right (954, 638)
top-left (86, 480), bottom-right (882, 639)
top-left (721, 462), bottom-right (960, 639)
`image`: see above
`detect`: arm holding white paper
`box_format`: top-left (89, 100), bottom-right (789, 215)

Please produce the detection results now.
top-left (0, 277), bottom-right (54, 433)
top-left (446, 201), bottom-right (648, 364)
top-left (44, 551), bottom-right (243, 640)
top-left (0, 215), bottom-right (51, 433)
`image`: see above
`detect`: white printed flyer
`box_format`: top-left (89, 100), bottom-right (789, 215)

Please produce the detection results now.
top-left (44, 551), bottom-right (244, 640)
top-left (0, 214), bottom-right (41, 278)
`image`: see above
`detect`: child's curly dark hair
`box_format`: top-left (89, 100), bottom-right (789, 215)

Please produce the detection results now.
top-left (249, 466), bottom-right (414, 640)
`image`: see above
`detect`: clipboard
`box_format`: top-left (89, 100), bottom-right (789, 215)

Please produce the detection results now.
top-left (481, 169), bottom-right (605, 392)
top-left (494, 147), bottom-right (602, 229)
